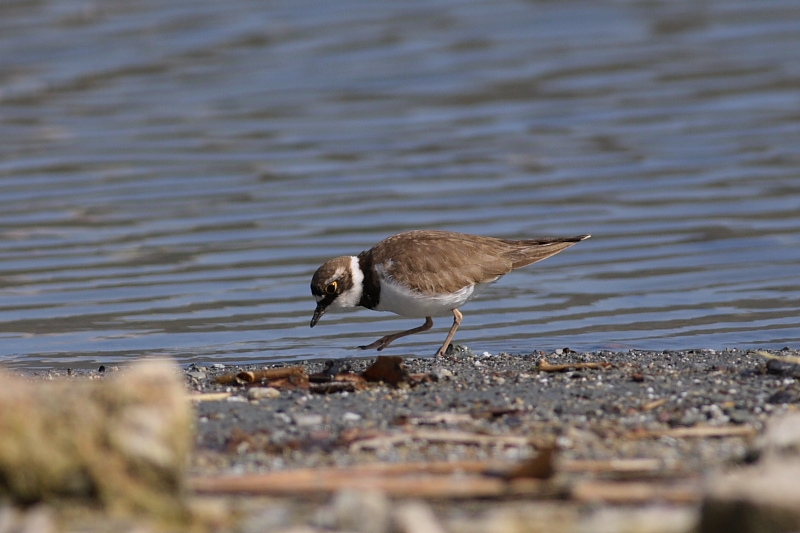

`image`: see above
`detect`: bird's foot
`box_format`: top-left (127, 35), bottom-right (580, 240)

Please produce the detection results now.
top-left (435, 343), bottom-right (459, 362)
top-left (359, 336), bottom-right (392, 351)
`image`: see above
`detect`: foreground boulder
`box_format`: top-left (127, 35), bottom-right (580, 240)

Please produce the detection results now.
top-left (0, 360), bottom-right (191, 519)
top-left (701, 412), bottom-right (800, 533)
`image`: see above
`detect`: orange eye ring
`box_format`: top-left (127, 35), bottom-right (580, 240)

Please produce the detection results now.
top-left (325, 281), bottom-right (338, 294)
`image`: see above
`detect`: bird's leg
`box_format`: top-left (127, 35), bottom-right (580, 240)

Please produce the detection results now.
top-left (435, 309), bottom-right (462, 357)
top-left (359, 316), bottom-right (433, 351)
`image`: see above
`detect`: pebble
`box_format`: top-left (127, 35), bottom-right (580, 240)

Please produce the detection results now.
top-left (582, 505), bottom-right (698, 533)
top-left (226, 395), bottom-right (248, 403)
top-left (11, 505), bottom-right (56, 533)
top-left (313, 489), bottom-right (390, 533)
top-left (274, 412), bottom-right (292, 424)
top-left (238, 504), bottom-right (292, 533)
top-left (702, 459), bottom-right (800, 533)
top-left (431, 367), bottom-right (453, 381)
top-left (727, 409), bottom-right (754, 425)
top-left (393, 501), bottom-right (447, 533)
top-left (247, 387), bottom-right (280, 400)
top-left (293, 414), bottom-right (324, 427)
top-left (756, 412), bottom-right (800, 456)
top-left (342, 411), bottom-right (362, 422)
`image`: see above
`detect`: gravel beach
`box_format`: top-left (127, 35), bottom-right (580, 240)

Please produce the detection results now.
top-left (189, 347), bottom-right (792, 471)
top-left (6, 347), bottom-right (800, 533)
top-left (182, 347), bottom-right (800, 533)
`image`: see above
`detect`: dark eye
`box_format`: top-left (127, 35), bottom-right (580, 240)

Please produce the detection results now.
top-left (325, 281), bottom-right (338, 294)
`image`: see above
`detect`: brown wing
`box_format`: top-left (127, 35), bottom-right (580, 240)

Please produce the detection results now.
top-left (370, 230), bottom-right (589, 295)
top-left (369, 230), bottom-right (511, 295)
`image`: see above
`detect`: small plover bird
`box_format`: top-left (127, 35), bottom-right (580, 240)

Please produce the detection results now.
top-left (310, 230), bottom-right (589, 357)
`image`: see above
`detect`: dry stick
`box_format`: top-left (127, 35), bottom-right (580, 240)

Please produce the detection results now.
top-left (187, 392), bottom-right (232, 402)
top-left (212, 366), bottom-right (306, 385)
top-left (336, 460), bottom-right (501, 475)
top-left (536, 360), bottom-right (612, 372)
top-left (641, 398), bottom-right (667, 411)
top-left (191, 471), bottom-right (511, 499)
top-left (237, 366), bottom-right (307, 383)
top-left (756, 350), bottom-right (800, 365)
top-left (403, 412), bottom-right (475, 425)
top-left (190, 455), bottom-right (683, 500)
top-left (572, 480), bottom-right (702, 504)
top-left (560, 458), bottom-right (664, 474)
top-left (350, 429), bottom-right (530, 452)
top-left (627, 425), bottom-right (757, 440)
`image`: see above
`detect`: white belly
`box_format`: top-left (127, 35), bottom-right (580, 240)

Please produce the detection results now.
top-left (374, 277), bottom-right (491, 317)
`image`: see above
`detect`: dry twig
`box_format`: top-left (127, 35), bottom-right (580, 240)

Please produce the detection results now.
top-left (627, 425), bottom-right (757, 440)
top-left (572, 480), bottom-right (702, 504)
top-left (536, 360), bottom-right (611, 372)
top-left (756, 350), bottom-right (800, 365)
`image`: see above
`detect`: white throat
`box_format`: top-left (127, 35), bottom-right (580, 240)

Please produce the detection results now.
top-left (330, 256), bottom-right (363, 309)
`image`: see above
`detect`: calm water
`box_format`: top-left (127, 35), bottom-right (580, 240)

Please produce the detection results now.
top-left (1, 0), bottom-right (799, 369)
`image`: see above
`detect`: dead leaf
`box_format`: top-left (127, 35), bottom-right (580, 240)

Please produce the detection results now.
top-left (362, 356), bottom-right (409, 385)
top-left (503, 445), bottom-right (555, 480)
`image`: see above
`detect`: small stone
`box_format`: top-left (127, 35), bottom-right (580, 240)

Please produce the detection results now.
top-left (672, 411), bottom-right (702, 428)
top-left (212, 363), bottom-right (225, 369)
top-left (583, 505), bottom-right (697, 533)
top-left (16, 505), bottom-right (56, 533)
top-left (702, 460), bottom-right (800, 533)
top-left (314, 489), bottom-right (390, 533)
top-left (393, 501), bottom-right (446, 533)
top-left (766, 358), bottom-right (800, 379)
top-left (247, 387), bottom-right (280, 400)
top-left (294, 414), bottom-right (324, 427)
top-left (431, 367), bottom-right (453, 381)
top-left (505, 416), bottom-right (522, 428)
top-left (342, 412), bottom-right (362, 422)
top-left (0, 505), bottom-right (16, 532)
top-left (728, 409), bottom-right (754, 425)
top-left (446, 344), bottom-right (475, 358)
top-left (756, 412), bottom-right (800, 457)
top-left (226, 395), bottom-right (247, 403)
top-left (767, 390), bottom-right (796, 405)
top-left (187, 371), bottom-right (206, 380)
top-left (451, 503), bottom-right (577, 533)
top-left (275, 412), bottom-right (292, 424)
top-left (238, 504), bottom-right (292, 533)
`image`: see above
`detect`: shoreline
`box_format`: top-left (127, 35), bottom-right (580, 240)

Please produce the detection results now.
top-left (5, 347), bottom-right (800, 532)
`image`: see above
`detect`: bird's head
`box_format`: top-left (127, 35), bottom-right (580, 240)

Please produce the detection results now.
top-left (309, 256), bottom-right (361, 327)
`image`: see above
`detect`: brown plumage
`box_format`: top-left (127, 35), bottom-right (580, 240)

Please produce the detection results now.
top-left (365, 230), bottom-right (586, 296)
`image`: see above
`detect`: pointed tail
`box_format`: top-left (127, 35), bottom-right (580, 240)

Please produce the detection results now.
top-left (506, 234), bottom-right (590, 269)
